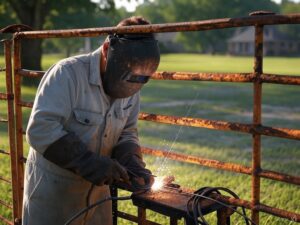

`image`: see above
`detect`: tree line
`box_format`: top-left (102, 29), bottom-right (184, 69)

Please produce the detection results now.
top-left (0, 0), bottom-right (299, 73)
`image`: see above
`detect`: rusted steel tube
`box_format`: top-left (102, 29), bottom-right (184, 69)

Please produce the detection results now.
top-left (0, 118), bottom-right (8, 122)
top-left (13, 38), bottom-right (24, 217)
top-left (4, 39), bottom-right (21, 223)
top-left (141, 147), bottom-right (300, 185)
top-left (139, 112), bottom-right (254, 132)
top-left (0, 215), bottom-right (13, 225)
top-left (0, 93), bottom-right (8, 100)
top-left (251, 24), bottom-right (264, 224)
top-left (18, 69), bottom-right (44, 78)
top-left (18, 69), bottom-right (300, 86)
top-left (141, 146), bottom-right (252, 175)
top-left (256, 204), bottom-right (300, 222)
top-left (258, 169), bottom-right (300, 185)
top-left (139, 113), bottom-right (300, 140)
top-left (261, 74), bottom-right (300, 85)
top-left (0, 175), bottom-right (11, 184)
top-left (0, 200), bottom-right (13, 209)
top-left (18, 101), bottom-right (33, 108)
top-left (14, 14), bottom-right (300, 39)
top-left (152, 71), bottom-right (255, 82)
top-left (213, 195), bottom-right (300, 222)
top-left (0, 149), bottom-right (10, 155)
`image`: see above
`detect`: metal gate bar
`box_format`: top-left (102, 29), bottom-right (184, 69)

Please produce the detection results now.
top-left (8, 12), bottom-right (300, 224)
top-left (0, 40), bottom-right (20, 224)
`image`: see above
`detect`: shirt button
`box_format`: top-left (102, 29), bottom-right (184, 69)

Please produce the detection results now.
top-left (84, 119), bottom-right (90, 124)
top-left (104, 134), bottom-right (107, 138)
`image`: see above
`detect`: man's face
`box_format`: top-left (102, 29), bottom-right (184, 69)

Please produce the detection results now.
top-left (102, 34), bottom-right (160, 98)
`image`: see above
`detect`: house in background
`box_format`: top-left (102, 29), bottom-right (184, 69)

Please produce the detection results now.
top-left (227, 26), bottom-right (300, 56)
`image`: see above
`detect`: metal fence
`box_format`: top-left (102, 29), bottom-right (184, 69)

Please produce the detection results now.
top-left (0, 40), bottom-right (20, 225)
top-left (0, 11), bottom-right (299, 225)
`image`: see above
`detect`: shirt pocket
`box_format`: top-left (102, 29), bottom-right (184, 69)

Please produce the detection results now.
top-left (115, 103), bottom-right (132, 120)
top-left (73, 109), bottom-right (104, 126)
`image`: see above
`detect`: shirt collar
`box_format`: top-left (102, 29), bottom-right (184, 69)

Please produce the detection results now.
top-left (89, 47), bottom-right (103, 87)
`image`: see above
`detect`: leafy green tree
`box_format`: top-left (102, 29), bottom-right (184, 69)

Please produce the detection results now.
top-left (280, 0), bottom-right (300, 40)
top-left (0, 0), bottom-right (115, 71)
top-left (136, 0), bottom-right (279, 53)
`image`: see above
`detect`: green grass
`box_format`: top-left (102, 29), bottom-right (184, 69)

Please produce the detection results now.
top-left (0, 53), bottom-right (299, 224)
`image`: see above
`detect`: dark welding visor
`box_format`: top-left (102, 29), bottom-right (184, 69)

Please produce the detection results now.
top-left (103, 33), bottom-right (160, 98)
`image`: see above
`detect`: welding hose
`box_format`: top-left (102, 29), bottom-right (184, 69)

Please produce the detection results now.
top-left (186, 186), bottom-right (252, 225)
top-left (64, 196), bottom-right (131, 225)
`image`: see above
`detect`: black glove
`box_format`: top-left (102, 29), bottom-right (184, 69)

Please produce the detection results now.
top-left (43, 132), bottom-right (130, 186)
top-left (112, 142), bottom-right (154, 188)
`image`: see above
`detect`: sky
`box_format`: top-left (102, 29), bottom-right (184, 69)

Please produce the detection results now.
top-left (114, 0), bottom-right (300, 12)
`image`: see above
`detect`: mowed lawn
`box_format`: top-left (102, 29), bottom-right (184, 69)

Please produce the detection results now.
top-left (0, 53), bottom-right (299, 224)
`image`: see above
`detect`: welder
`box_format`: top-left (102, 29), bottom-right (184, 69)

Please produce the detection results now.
top-left (23, 16), bottom-right (160, 225)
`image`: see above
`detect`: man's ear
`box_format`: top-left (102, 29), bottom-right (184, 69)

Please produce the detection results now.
top-left (102, 41), bottom-right (109, 61)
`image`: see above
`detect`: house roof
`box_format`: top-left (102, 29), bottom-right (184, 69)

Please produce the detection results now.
top-left (228, 26), bottom-right (292, 43)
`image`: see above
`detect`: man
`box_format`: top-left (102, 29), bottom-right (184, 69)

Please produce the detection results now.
top-left (23, 16), bottom-right (160, 225)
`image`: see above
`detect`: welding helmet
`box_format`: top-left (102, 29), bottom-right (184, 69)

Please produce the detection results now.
top-left (103, 33), bottom-right (160, 98)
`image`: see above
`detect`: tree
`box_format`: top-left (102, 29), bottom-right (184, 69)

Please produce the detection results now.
top-left (280, 0), bottom-right (300, 40)
top-left (1, 0), bottom-right (114, 71)
top-left (136, 0), bottom-right (279, 53)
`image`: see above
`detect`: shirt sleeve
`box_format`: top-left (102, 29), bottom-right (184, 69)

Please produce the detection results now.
top-left (26, 63), bottom-right (77, 154)
top-left (116, 93), bottom-right (140, 146)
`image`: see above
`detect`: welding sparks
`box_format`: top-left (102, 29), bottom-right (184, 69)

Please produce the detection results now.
top-left (151, 177), bottom-right (164, 191)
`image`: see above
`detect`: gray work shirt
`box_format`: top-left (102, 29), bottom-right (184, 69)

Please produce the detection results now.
top-left (23, 47), bottom-right (139, 225)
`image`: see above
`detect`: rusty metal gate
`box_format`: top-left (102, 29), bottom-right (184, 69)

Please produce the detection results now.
top-left (0, 11), bottom-right (300, 225)
top-left (0, 40), bottom-right (20, 225)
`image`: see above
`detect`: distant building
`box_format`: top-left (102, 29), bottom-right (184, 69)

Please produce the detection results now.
top-left (156, 32), bottom-right (185, 53)
top-left (227, 26), bottom-right (300, 56)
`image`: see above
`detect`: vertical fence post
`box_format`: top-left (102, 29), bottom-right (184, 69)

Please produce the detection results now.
top-left (13, 38), bottom-right (24, 220)
top-left (252, 24), bottom-right (263, 225)
top-left (4, 39), bottom-right (21, 225)
top-left (138, 207), bottom-right (146, 225)
top-left (110, 186), bottom-right (118, 225)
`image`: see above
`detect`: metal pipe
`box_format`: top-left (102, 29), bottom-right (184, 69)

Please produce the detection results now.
top-left (0, 215), bottom-right (14, 225)
top-left (18, 101), bottom-right (33, 108)
top-left (251, 24), bottom-right (264, 224)
top-left (212, 195), bottom-right (300, 222)
top-left (0, 149), bottom-right (10, 155)
top-left (139, 113), bottom-right (300, 140)
top-left (0, 118), bottom-right (8, 122)
top-left (0, 175), bottom-right (11, 184)
top-left (0, 200), bottom-right (13, 209)
top-left (14, 14), bottom-right (300, 39)
top-left (17, 69), bottom-right (300, 86)
top-left (141, 147), bottom-right (300, 185)
top-left (13, 38), bottom-right (24, 217)
top-left (4, 39), bottom-right (21, 223)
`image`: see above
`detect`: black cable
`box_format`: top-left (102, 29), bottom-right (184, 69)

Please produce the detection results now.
top-left (184, 186), bottom-right (255, 225)
top-left (162, 186), bottom-right (256, 225)
top-left (64, 196), bottom-right (131, 225)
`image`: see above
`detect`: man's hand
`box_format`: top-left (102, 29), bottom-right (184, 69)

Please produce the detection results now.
top-left (112, 142), bottom-right (154, 189)
top-left (43, 132), bottom-right (130, 186)
top-left (98, 157), bottom-right (130, 185)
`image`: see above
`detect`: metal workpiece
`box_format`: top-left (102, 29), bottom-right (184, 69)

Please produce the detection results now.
top-left (12, 13), bottom-right (300, 39)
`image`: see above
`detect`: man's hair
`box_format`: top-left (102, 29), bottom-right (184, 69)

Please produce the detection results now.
top-left (117, 16), bottom-right (151, 27)
top-left (104, 16), bottom-right (153, 42)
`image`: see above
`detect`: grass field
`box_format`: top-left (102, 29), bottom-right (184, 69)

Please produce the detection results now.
top-left (0, 53), bottom-right (299, 224)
